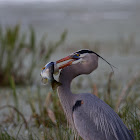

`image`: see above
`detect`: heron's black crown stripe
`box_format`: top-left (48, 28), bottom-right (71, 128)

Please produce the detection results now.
top-left (76, 50), bottom-right (94, 54)
top-left (72, 100), bottom-right (83, 112)
top-left (76, 49), bottom-right (116, 72)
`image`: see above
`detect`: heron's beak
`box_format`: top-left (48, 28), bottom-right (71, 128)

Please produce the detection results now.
top-left (56, 54), bottom-right (80, 69)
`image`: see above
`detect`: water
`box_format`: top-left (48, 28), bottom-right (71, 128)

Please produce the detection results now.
top-left (0, 1), bottom-right (140, 43)
top-left (0, 0), bottom-right (139, 84)
top-left (0, 0), bottom-right (140, 82)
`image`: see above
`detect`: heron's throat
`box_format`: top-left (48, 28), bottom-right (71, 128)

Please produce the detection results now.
top-left (59, 63), bottom-right (83, 83)
top-left (57, 66), bottom-right (78, 126)
top-left (57, 66), bottom-right (76, 101)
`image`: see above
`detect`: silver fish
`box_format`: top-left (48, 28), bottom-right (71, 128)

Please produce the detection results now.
top-left (41, 62), bottom-right (61, 90)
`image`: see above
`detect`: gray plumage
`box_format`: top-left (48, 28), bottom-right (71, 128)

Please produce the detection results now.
top-left (57, 53), bottom-right (134, 140)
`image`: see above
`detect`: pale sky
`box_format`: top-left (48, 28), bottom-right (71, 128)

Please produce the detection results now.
top-left (0, 0), bottom-right (134, 3)
top-left (0, 0), bottom-right (67, 3)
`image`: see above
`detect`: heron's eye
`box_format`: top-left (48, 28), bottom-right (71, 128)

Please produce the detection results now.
top-left (75, 53), bottom-right (80, 57)
top-left (71, 53), bottom-right (80, 60)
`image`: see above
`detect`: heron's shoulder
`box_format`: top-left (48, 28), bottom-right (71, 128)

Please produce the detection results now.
top-left (77, 92), bottom-right (97, 98)
top-left (75, 93), bottom-right (110, 112)
top-left (77, 93), bottom-right (103, 105)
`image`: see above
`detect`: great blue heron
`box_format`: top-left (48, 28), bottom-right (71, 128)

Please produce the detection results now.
top-left (55, 49), bottom-right (134, 140)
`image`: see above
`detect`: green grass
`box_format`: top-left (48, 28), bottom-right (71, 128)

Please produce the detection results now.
top-left (0, 130), bottom-right (16, 140)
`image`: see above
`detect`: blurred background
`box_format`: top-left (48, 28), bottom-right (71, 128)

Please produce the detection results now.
top-left (0, 0), bottom-right (140, 139)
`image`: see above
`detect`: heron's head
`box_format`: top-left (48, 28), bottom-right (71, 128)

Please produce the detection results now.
top-left (55, 49), bottom-right (99, 74)
top-left (55, 49), bottom-right (115, 74)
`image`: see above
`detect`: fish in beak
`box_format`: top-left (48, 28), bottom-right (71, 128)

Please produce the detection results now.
top-left (41, 54), bottom-right (80, 90)
top-left (41, 62), bottom-right (61, 90)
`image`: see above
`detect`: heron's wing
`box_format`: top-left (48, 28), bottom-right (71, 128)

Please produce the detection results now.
top-left (72, 93), bottom-right (134, 140)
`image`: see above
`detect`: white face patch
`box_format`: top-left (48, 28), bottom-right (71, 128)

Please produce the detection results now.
top-left (80, 53), bottom-right (87, 58)
top-left (72, 53), bottom-right (88, 64)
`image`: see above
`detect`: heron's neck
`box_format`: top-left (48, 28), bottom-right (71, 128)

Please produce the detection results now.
top-left (57, 66), bottom-right (79, 126)
top-left (58, 65), bottom-right (80, 102)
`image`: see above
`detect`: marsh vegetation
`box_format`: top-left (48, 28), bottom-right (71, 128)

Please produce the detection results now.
top-left (0, 25), bottom-right (140, 140)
